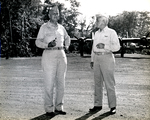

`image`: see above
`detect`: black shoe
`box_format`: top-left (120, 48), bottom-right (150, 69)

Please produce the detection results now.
top-left (46, 112), bottom-right (55, 117)
top-left (89, 106), bottom-right (102, 112)
top-left (110, 107), bottom-right (116, 115)
top-left (55, 110), bottom-right (66, 115)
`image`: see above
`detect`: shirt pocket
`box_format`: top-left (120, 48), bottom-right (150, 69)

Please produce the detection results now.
top-left (102, 34), bottom-right (110, 49)
top-left (103, 34), bottom-right (109, 40)
top-left (56, 29), bottom-right (64, 40)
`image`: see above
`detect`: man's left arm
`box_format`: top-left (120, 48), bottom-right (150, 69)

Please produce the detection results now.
top-left (110, 30), bottom-right (121, 52)
top-left (63, 27), bottom-right (70, 50)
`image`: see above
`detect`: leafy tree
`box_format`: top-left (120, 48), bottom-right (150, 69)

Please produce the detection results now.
top-left (108, 11), bottom-right (150, 38)
top-left (1, 0), bottom-right (81, 57)
top-left (77, 17), bottom-right (86, 37)
top-left (1, 0), bottom-right (43, 57)
top-left (59, 0), bottom-right (81, 37)
top-left (136, 11), bottom-right (150, 37)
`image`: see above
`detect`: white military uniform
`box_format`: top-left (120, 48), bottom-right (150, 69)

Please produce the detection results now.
top-left (35, 21), bottom-right (70, 113)
top-left (91, 26), bottom-right (120, 108)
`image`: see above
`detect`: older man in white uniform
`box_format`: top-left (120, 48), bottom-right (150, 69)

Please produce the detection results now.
top-left (35, 6), bottom-right (70, 117)
top-left (90, 13), bottom-right (120, 114)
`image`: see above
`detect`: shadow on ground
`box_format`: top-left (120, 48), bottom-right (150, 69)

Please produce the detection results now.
top-left (114, 54), bottom-right (150, 59)
top-left (75, 111), bottom-right (111, 120)
top-left (116, 56), bottom-right (150, 59)
top-left (30, 114), bottom-right (55, 120)
top-left (91, 112), bottom-right (111, 120)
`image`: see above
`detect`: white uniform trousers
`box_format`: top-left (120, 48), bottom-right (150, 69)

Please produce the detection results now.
top-left (93, 53), bottom-right (116, 108)
top-left (41, 50), bottom-right (67, 112)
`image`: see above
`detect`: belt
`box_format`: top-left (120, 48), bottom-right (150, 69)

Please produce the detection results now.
top-left (45, 47), bottom-right (64, 50)
top-left (94, 51), bottom-right (111, 55)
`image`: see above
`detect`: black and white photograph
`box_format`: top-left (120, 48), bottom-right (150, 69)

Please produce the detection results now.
top-left (0, 0), bottom-right (150, 120)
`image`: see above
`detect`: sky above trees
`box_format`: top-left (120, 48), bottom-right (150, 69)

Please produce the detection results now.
top-left (41, 0), bottom-right (150, 16)
top-left (41, 0), bottom-right (150, 25)
top-left (78, 0), bottom-right (150, 16)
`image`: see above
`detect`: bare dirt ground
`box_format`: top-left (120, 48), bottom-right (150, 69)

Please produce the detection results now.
top-left (0, 53), bottom-right (150, 120)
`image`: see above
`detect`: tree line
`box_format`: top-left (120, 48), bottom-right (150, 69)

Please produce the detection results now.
top-left (1, 0), bottom-right (150, 58)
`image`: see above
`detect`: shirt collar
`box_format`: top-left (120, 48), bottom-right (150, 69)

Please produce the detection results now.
top-left (47, 21), bottom-right (58, 28)
top-left (99, 26), bottom-right (108, 32)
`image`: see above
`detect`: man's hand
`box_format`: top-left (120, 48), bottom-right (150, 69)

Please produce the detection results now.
top-left (64, 46), bottom-right (69, 53)
top-left (90, 62), bottom-right (94, 69)
top-left (96, 43), bottom-right (105, 49)
top-left (48, 39), bottom-right (56, 47)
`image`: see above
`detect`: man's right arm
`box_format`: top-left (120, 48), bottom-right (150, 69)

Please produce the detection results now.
top-left (91, 39), bottom-right (95, 69)
top-left (35, 26), bottom-right (48, 49)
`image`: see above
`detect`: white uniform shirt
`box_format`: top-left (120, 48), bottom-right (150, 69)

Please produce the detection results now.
top-left (91, 26), bottom-right (120, 62)
top-left (35, 21), bottom-right (70, 49)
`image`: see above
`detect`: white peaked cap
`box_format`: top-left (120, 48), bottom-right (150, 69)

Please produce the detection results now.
top-left (96, 13), bottom-right (109, 19)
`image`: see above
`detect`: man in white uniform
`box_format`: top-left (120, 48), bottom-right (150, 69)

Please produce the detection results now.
top-left (35, 5), bottom-right (70, 117)
top-left (90, 13), bottom-right (120, 114)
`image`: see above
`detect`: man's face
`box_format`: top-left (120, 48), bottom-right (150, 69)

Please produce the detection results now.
top-left (96, 17), bottom-right (107, 30)
top-left (49, 9), bottom-right (59, 22)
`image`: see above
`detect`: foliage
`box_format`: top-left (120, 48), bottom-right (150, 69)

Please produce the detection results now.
top-left (1, 0), bottom-right (82, 58)
top-left (1, 0), bottom-right (43, 57)
top-left (108, 11), bottom-right (150, 38)
top-left (59, 0), bottom-right (81, 37)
